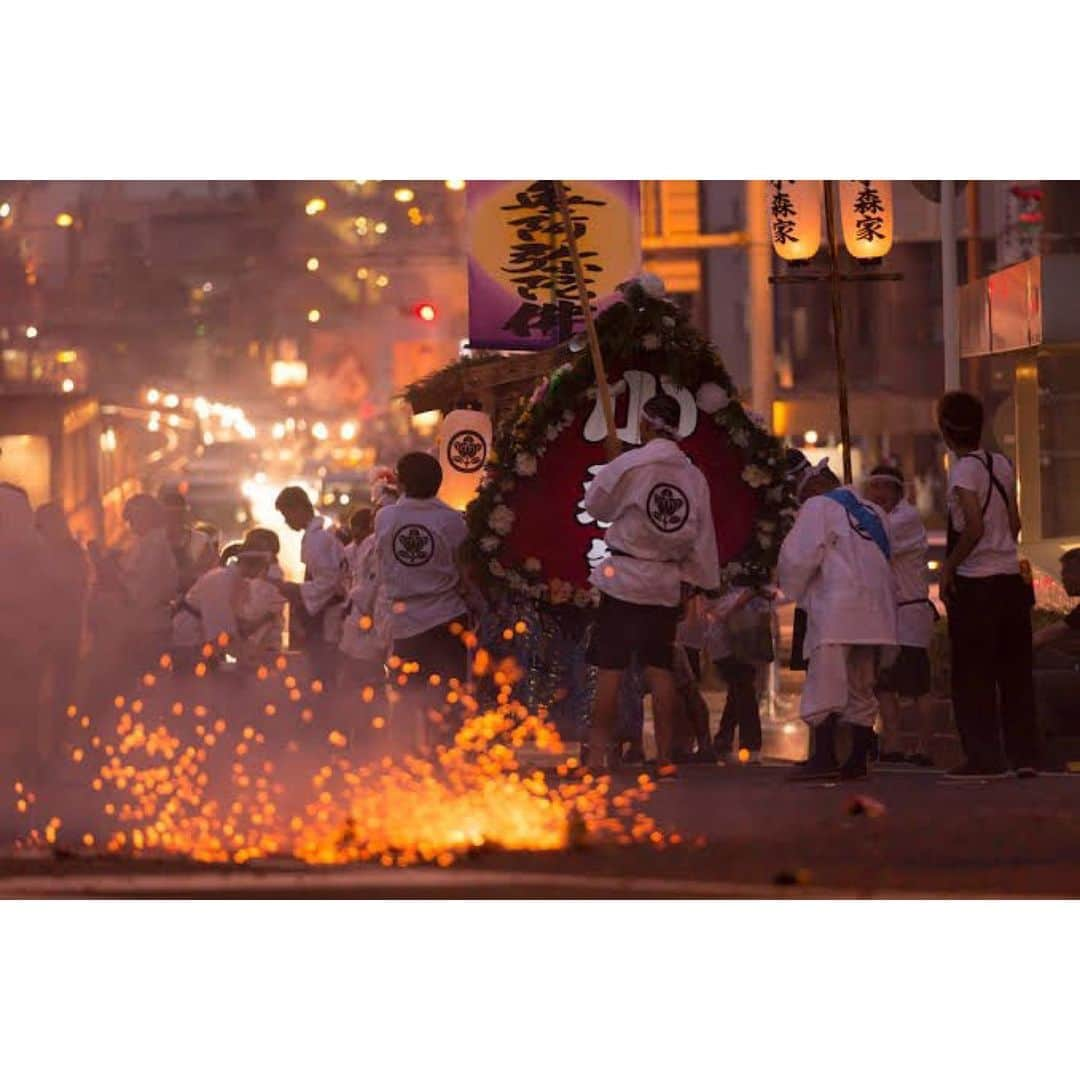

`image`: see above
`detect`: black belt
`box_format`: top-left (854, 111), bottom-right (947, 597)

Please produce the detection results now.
top-left (898, 597), bottom-right (940, 621)
top-left (608, 546), bottom-right (678, 565)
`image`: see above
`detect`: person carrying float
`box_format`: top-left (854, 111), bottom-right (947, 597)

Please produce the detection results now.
top-left (582, 393), bottom-right (720, 779)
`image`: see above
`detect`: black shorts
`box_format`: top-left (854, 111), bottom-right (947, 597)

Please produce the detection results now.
top-left (393, 617), bottom-right (468, 683)
top-left (876, 645), bottom-right (931, 698)
top-left (586, 593), bottom-right (680, 671)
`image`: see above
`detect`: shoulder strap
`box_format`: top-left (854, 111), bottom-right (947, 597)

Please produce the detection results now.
top-left (977, 451), bottom-right (1010, 516)
top-left (823, 489), bottom-right (891, 560)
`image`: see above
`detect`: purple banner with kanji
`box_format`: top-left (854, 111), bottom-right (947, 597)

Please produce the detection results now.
top-left (467, 180), bottom-right (641, 351)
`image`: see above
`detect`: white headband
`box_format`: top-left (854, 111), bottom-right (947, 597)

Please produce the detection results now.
top-left (869, 472), bottom-right (905, 490)
top-left (795, 459), bottom-right (833, 498)
top-left (641, 409), bottom-right (679, 437)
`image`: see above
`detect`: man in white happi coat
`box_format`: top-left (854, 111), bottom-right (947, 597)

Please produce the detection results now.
top-left (778, 462), bottom-right (898, 780)
top-left (374, 452), bottom-right (471, 751)
top-left (117, 493), bottom-right (181, 671)
top-left (340, 505), bottom-right (391, 687)
top-left (173, 547), bottom-right (277, 665)
top-left (375, 453), bottom-right (469, 681)
top-left (274, 486), bottom-right (347, 687)
top-left (865, 464), bottom-right (936, 766)
top-left (583, 394), bottom-right (720, 779)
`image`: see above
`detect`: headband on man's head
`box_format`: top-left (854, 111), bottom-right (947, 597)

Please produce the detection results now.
top-left (869, 470), bottom-right (905, 491)
top-left (641, 409), bottom-right (679, 437)
top-left (796, 459), bottom-right (834, 498)
top-left (640, 395), bottom-right (683, 440)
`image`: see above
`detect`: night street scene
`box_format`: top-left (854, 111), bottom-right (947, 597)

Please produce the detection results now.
top-left (10, 9), bottom-right (1080, 1078)
top-left (4, 175), bottom-right (1079, 900)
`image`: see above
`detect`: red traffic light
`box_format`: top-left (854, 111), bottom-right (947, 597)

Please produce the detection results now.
top-left (414, 302), bottom-right (437, 322)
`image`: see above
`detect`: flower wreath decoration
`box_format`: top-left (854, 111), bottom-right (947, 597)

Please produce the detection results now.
top-left (464, 274), bottom-right (797, 608)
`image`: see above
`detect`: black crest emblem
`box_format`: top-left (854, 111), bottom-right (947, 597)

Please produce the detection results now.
top-left (393, 524), bottom-right (435, 567)
top-left (646, 483), bottom-right (689, 533)
top-left (447, 429), bottom-right (487, 474)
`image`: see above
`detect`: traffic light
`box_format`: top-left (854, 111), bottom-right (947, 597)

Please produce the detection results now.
top-left (414, 302), bottom-right (437, 323)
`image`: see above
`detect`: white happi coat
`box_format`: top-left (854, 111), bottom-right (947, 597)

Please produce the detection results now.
top-left (343, 538), bottom-right (367, 592)
top-left (299, 515), bottom-right (347, 643)
top-left (340, 533), bottom-right (391, 662)
top-left (121, 526), bottom-right (180, 638)
top-left (584, 437), bottom-right (720, 608)
top-left (172, 565), bottom-right (245, 648)
top-left (885, 500), bottom-right (933, 649)
top-left (778, 490), bottom-right (897, 726)
top-left (238, 577), bottom-right (286, 659)
top-left (375, 496), bottom-right (468, 640)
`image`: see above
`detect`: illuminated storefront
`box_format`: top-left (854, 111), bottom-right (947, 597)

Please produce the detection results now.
top-left (959, 254), bottom-right (1080, 575)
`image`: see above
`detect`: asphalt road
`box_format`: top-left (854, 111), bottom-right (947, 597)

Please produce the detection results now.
top-left (5, 763), bottom-right (1080, 897)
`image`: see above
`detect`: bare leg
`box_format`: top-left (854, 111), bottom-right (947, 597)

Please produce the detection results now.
top-left (876, 690), bottom-right (902, 755)
top-left (688, 687), bottom-right (712, 751)
top-left (587, 668), bottom-right (622, 769)
top-left (914, 694), bottom-right (936, 760)
top-left (645, 666), bottom-right (679, 766)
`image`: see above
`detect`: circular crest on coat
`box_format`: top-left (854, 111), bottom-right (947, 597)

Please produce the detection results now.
top-left (393, 523), bottom-right (436, 566)
top-left (646, 482), bottom-right (690, 533)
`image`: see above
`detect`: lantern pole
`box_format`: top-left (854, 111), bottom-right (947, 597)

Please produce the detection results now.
top-left (555, 180), bottom-right (621, 462)
top-left (746, 180), bottom-right (775, 424)
top-left (770, 182), bottom-right (900, 485)
top-left (941, 179), bottom-right (960, 391)
top-left (822, 180), bottom-right (853, 484)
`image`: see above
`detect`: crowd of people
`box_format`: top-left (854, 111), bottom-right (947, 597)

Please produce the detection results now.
top-left (1, 387), bottom-right (1076, 785)
top-left (581, 388), bottom-right (1071, 782)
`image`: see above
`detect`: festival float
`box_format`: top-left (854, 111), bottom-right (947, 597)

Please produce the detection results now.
top-left (461, 273), bottom-right (794, 608)
top-left (406, 181), bottom-right (796, 732)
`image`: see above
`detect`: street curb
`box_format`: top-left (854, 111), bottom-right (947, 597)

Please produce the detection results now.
top-left (0, 866), bottom-right (1042, 900)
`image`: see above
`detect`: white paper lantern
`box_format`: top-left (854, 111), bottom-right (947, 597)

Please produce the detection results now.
top-left (840, 180), bottom-right (894, 262)
top-left (768, 181), bottom-right (822, 262)
top-left (437, 407), bottom-right (493, 510)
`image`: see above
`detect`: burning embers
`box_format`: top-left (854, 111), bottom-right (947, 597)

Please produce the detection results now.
top-left (12, 643), bottom-right (666, 868)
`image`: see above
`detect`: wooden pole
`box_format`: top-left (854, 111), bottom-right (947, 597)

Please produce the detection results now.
top-left (941, 180), bottom-right (960, 391)
top-left (746, 180), bottom-right (775, 425)
top-left (822, 180), bottom-right (853, 484)
top-left (966, 180), bottom-right (981, 283)
top-left (555, 180), bottom-right (620, 461)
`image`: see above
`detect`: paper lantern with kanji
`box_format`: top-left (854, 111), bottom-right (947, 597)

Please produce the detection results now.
top-left (768, 181), bottom-right (822, 262)
top-left (840, 181), bottom-right (894, 262)
top-left (437, 407), bottom-right (493, 511)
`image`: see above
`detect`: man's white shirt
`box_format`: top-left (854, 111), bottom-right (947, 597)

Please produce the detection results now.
top-left (777, 490), bottom-right (898, 656)
top-left (375, 496), bottom-right (468, 640)
top-left (886, 500), bottom-right (933, 649)
top-left (121, 526), bottom-right (180, 635)
top-left (298, 515), bottom-right (346, 616)
top-left (584, 438), bottom-right (720, 608)
top-left (340, 533), bottom-right (391, 661)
